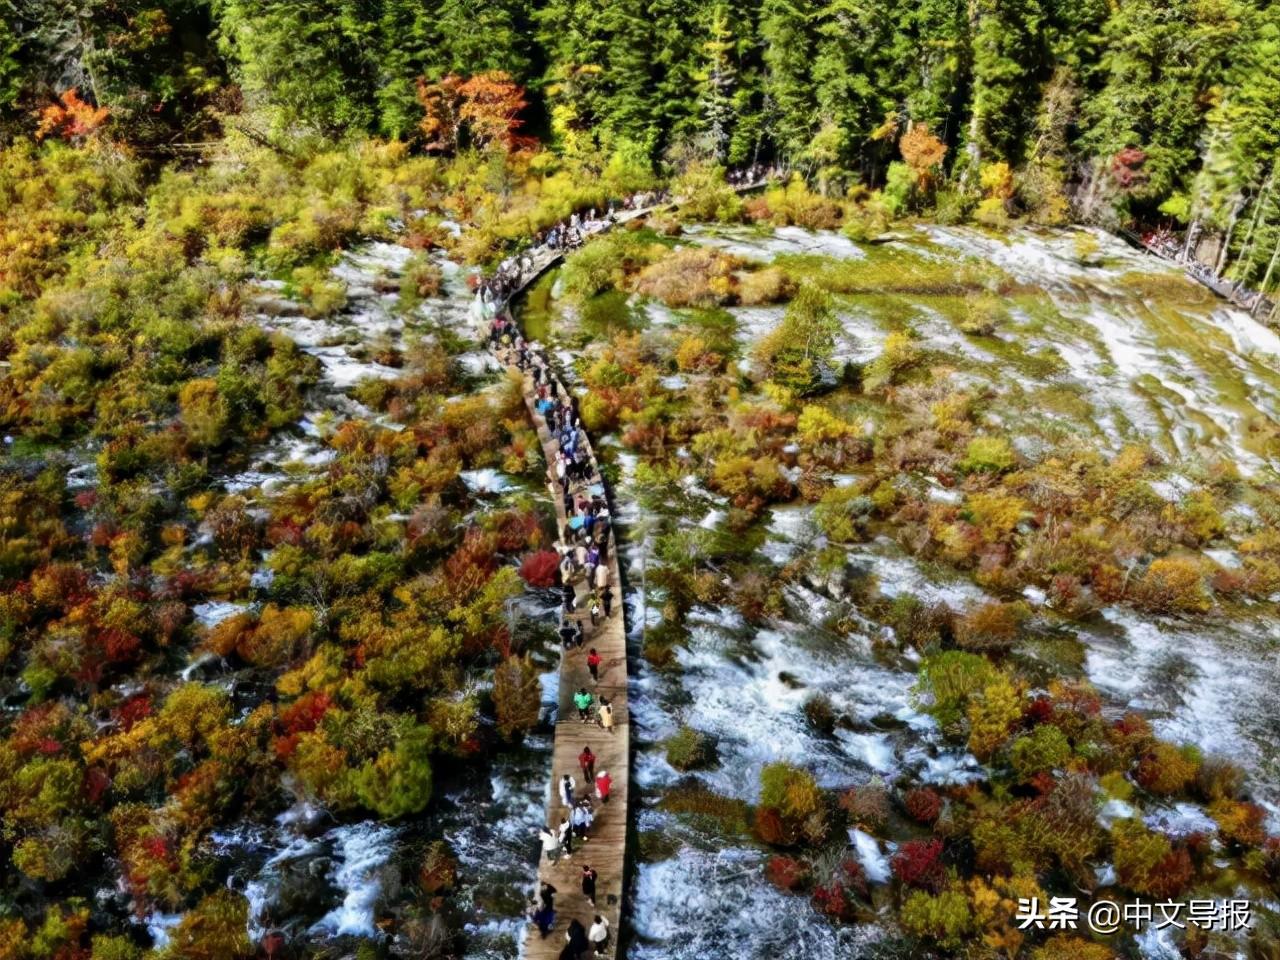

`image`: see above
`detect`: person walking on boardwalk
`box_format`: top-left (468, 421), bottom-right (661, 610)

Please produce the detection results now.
top-left (589, 915), bottom-right (611, 956)
top-left (540, 825), bottom-right (561, 864)
top-left (559, 618), bottom-right (578, 650)
top-left (580, 865), bottom-right (598, 906)
top-left (589, 594), bottom-right (601, 626)
top-left (531, 882), bottom-right (557, 937)
top-left (562, 918), bottom-right (589, 960)
top-left (597, 696), bottom-right (614, 733)
top-left (593, 558), bottom-right (608, 594)
top-left (571, 798), bottom-right (593, 842)
top-left (560, 773), bottom-right (575, 807)
top-left (579, 745), bottom-right (596, 781)
top-left (595, 769), bottom-right (612, 804)
top-left (574, 687), bottom-right (594, 722)
top-left (530, 898), bottom-right (555, 939)
top-left (586, 647), bottom-right (602, 683)
top-left (601, 585), bottom-right (614, 618)
top-left (558, 815), bottom-right (573, 857)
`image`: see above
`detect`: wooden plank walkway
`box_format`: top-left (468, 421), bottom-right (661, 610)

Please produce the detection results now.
top-left (507, 356), bottom-right (630, 960)
top-left (486, 184), bottom-right (766, 958)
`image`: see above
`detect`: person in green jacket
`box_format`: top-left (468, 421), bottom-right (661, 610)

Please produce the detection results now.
top-left (573, 687), bottom-right (594, 722)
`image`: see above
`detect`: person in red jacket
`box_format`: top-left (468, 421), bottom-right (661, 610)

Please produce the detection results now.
top-left (578, 745), bottom-right (596, 781)
top-left (595, 769), bottom-right (612, 805)
top-left (586, 647), bottom-right (602, 683)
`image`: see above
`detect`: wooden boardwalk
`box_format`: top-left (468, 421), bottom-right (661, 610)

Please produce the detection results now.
top-left (509, 358), bottom-right (630, 960)
top-left (488, 186), bottom-right (765, 958)
top-left (489, 229), bottom-right (635, 957)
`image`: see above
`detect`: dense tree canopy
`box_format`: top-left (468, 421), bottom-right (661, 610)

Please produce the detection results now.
top-left (1, 0), bottom-right (1276, 272)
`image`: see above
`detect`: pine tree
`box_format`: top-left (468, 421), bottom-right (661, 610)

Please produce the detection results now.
top-left (598, 0), bottom-right (660, 151)
top-left (1080, 0), bottom-right (1238, 214)
top-left (1189, 2), bottom-right (1280, 279)
top-left (215, 0), bottom-right (378, 137)
top-left (966, 0), bottom-right (1046, 167)
top-left (695, 5), bottom-right (737, 159)
top-left (760, 0), bottom-right (818, 163)
top-left (536, 0), bottom-right (612, 153)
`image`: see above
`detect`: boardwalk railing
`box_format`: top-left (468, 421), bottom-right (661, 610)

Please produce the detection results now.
top-left (1108, 223), bottom-right (1277, 320)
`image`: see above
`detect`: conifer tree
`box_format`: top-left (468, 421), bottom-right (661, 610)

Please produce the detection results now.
top-left (760, 0), bottom-right (819, 163)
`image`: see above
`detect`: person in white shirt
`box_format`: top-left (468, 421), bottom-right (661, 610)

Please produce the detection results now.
top-left (588, 915), bottom-right (610, 955)
top-left (539, 826), bottom-right (560, 863)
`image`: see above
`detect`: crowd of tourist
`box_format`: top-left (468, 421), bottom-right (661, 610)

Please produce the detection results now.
top-left (1138, 226), bottom-right (1271, 313)
top-left (488, 311), bottom-right (622, 958)
top-left (475, 165), bottom-right (782, 313)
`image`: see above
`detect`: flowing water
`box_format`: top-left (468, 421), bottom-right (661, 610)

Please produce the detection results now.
top-left (526, 222), bottom-right (1280, 959)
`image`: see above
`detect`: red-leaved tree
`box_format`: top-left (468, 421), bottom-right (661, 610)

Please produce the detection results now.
top-left (1111, 147), bottom-right (1148, 191)
top-left (891, 838), bottom-right (946, 891)
top-left (35, 88), bottom-right (109, 142)
top-left (519, 550), bottom-right (560, 589)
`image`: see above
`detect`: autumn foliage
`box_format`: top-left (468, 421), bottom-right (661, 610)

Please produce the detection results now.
top-left (519, 549), bottom-right (561, 588)
top-left (892, 838), bottom-right (947, 892)
top-left (765, 854), bottom-right (810, 891)
top-left (417, 71), bottom-right (531, 153)
top-left (900, 124), bottom-right (947, 187)
top-left (35, 89), bottom-right (110, 142)
top-left (904, 787), bottom-right (943, 824)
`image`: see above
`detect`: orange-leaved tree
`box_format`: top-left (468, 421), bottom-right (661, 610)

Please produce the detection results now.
top-left (899, 124), bottom-right (947, 188)
top-left (35, 89), bottom-right (110, 143)
top-left (417, 74), bottom-right (465, 153)
top-left (458, 71), bottom-right (530, 152)
top-left (416, 71), bottom-right (530, 154)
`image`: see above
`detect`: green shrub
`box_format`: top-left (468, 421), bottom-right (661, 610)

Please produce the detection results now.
top-left (292, 265), bottom-right (348, 318)
top-left (753, 281), bottom-right (839, 395)
top-left (862, 331), bottom-right (920, 392)
top-left (900, 889), bottom-right (973, 949)
top-left (914, 650), bottom-right (998, 728)
top-left (666, 725), bottom-right (718, 771)
top-left (1010, 725), bottom-right (1072, 780)
top-left (813, 487), bottom-right (873, 543)
top-left (349, 725), bottom-right (434, 818)
top-left (759, 762), bottom-right (823, 820)
top-left (560, 231), bottom-right (658, 300)
top-left (958, 436), bottom-right (1015, 474)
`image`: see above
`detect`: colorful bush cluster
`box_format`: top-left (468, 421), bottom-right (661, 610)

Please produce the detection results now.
top-left (0, 138), bottom-right (588, 954)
